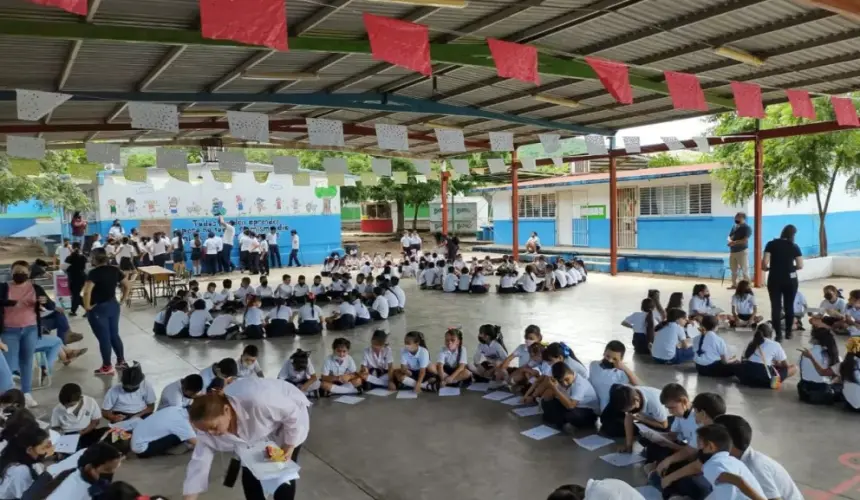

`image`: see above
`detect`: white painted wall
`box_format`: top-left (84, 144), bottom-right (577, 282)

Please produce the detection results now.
top-left (556, 190), bottom-right (573, 245)
top-left (493, 192), bottom-right (511, 220)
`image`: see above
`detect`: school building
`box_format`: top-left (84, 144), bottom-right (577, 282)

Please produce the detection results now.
top-left (475, 164), bottom-right (860, 278)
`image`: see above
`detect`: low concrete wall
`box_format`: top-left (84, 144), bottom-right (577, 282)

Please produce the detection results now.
top-left (833, 256), bottom-right (860, 278)
top-left (792, 256), bottom-right (860, 281)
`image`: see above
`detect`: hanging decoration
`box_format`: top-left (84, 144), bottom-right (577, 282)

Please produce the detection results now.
top-left (253, 172), bottom-right (270, 184)
top-left (692, 137), bottom-right (711, 153)
top-left (661, 136), bottom-right (685, 150)
top-left (622, 136), bottom-right (641, 154)
top-left (449, 159), bottom-right (470, 176)
top-left (227, 111), bottom-right (270, 143)
top-left (785, 89), bottom-right (816, 120)
top-left (831, 96), bottom-right (860, 127)
top-left (8, 159), bottom-right (41, 177)
top-left (392, 171), bottom-right (409, 184)
top-left (124, 167), bottom-right (147, 183)
top-left (156, 148), bottom-right (187, 170)
top-left (27, 0), bottom-right (87, 15)
top-left (584, 57), bottom-right (633, 105)
top-left (327, 173), bottom-right (345, 186)
top-left (167, 169), bottom-right (190, 183)
top-left (212, 170), bottom-right (233, 183)
top-left (435, 129), bottom-right (466, 153)
top-left (664, 71), bottom-right (708, 111)
top-left (16, 89), bottom-right (72, 121)
top-left (273, 156), bottom-right (299, 175)
top-left (322, 157), bottom-right (348, 174)
top-left (199, 0), bottom-right (287, 50)
top-left (489, 131), bottom-right (514, 152)
top-left (292, 172), bottom-right (311, 186)
top-left (730, 81), bottom-right (765, 118)
top-left (487, 158), bottom-right (507, 174)
top-left (217, 151), bottom-right (247, 173)
top-left (129, 102), bottom-right (179, 133)
top-left (364, 13), bottom-right (431, 76)
top-left (6, 136), bottom-right (46, 160)
top-left (307, 118), bottom-right (345, 147)
top-left (68, 163), bottom-right (101, 182)
top-left (360, 172), bottom-right (378, 186)
top-left (415, 174), bottom-right (428, 183)
top-left (85, 143), bottom-right (121, 165)
top-left (584, 135), bottom-right (608, 156)
top-left (539, 133), bottom-right (560, 154)
top-left (371, 158), bottom-right (392, 177)
top-left (487, 39), bottom-right (539, 85)
top-left (519, 158), bottom-right (537, 172)
top-left (412, 159), bottom-right (431, 175)
top-left (375, 123), bottom-right (409, 151)
top-left (551, 157), bottom-right (562, 166)
top-left (428, 171), bottom-right (440, 181)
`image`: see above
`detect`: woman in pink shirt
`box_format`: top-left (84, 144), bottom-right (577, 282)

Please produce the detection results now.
top-left (184, 377), bottom-right (311, 500)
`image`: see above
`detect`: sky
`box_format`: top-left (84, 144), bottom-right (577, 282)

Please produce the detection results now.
top-left (614, 117), bottom-right (711, 147)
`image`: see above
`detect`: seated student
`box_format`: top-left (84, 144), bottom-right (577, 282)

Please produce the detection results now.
top-left (844, 289), bottom-right (860, 337)
top-left (689, 284), bottom-right (723, 319)
top-left (359, 330), bottom-right (395, 390)
top-left (541, 342), bottom-right (589, 380)
top-left (276, 274), bottom-right (293, 302)
top-left (152, 305), bottom-right (169, 337)
top-left (737, 323), bottom-right (797, 389)
top-left (442, 266), bottom-right (458, 293)
top-left (392, 331), bottom-right (437, 393)
top-left (811, 285), bottom-right (848, 333)
top-left (429, 328), bottom-right (472, 388)
top-left (468, 324), bottom-right (509, 382)
top-left (0, 424), bottom-right (55, 499)
top-left (456, 267), bottom-right (472, 293)
top-left (516, 264), bottom-right (541, 293)
top-left (207, 307), bottom-right (241, 340)
top-left (255, 277), bottom-right (275, 308)
top-left (641, 384), bottom-right (697, 465)
top-left (50, 383), bottom-right (107, 450)
top-left (265, 297), bottom-right (296, 337)
top-left (380, 284), bottom-right (400, 316)
top-left (295, 293), bottom-right (324, 335)
top-left (533, 256), bottom-right (548, 278)
top-left (622, 298), bottom-right (658, 355)
top-left (612, 385), bottom-right (669, 454)
top-left (546, 479), bottom-right (645, 500)
top-left (496, 269), bottom-right (518, 294)
top-left (797, 327), bottom-right (841, 405)
top-left (790, 289), bottom-right (808, 331)
top-left (325, 296), bottom-right (356, 331)
top-left (693, 315), bottom-right (739, 378)
top-left (157, 374), bottom-right (203, 410)
top-left (417, 263), bottom-right (432, 290)
top-left (202, 282), bottom-right (224, 311)
top-left (347, 290), bottom-right (371, 326)
top-left (432, 260), bottom-right (446, 289)
top-left (102, 363), bottom-right (156, 423)
top-left (292, 275), bottom-right (309, 304)
top-left (587, 341), bottom-right (640, 438)
top-left (199, 357), bottom-right (235, 391)
top-left (130, 405), bottom-right (197, 459)
top-left (230, 277), bottom-right (251, 304)
top-left (730, 281), bottom-right (763, 328)
top-left (841, 337), bottom-right (860, 412)
top-left (278, 349), bottom-right (320, 396)
top-left (165, 300), bottom-right (190, 338)
top-left (509, 343), bottom-right (545, 392)
top-left (42, 442), bottom-right (123, 499)
top-left (468, 267), bottom-right (489, 294)
top-left (369, 287), bottom-right (390, 321)
top-left (565, 262), bottom-right (583, 286)
top-left (242, 296), bottom-right (265, 340)
top-left (321, 257), bottom-right (334, 277)
top-left (188, 299), bottom-right (213, 338)
top-left (237, 345), bottom-right (264, 378)
top-left (360, 260), bottom-right (373, 276)
top-left (714, 415), bottom-right (804, 500)
top-left (653, 393), bottom-right (727, 500)
top-left (310, 275), bottom-right (328, 302)
top-left (696, 424), bottom-right (766, 500)
top-left (220, 279), bottom-right (242, 310)
top-left (550, 263), bottom-right (569, 290)
top-left (327, 273), bottom-right (346, 300)
top-left (389, 276), bottom-right (407, 309)
top-left (652, 308), bottom-right (694, 364)
top-left (533, 361), bottom-right (600, 431)
top-left (320, 338), bottom-right (362, 396)
top-left (481, 256), bottom-right (494, 275)
top-left (354, 273), bottom-right (371, 297)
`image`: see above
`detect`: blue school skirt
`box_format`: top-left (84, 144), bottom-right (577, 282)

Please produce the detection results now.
top-left (736, 361), bottom-right (787, 388)
top-left (632, 332), bottom-right (650, 355)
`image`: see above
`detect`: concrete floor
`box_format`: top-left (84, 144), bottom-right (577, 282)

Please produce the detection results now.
top-left (30, 268), bottom-right (860, 499)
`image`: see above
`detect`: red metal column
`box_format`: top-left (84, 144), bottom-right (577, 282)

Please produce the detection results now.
top-left (609, 154), bottom-right (618, 276)
top-left (512, 151), bottom-right (520, 262)
top-left (441, 170), bottom-right (449, 235)
top-left (753, 132), bottom-right (764, 288)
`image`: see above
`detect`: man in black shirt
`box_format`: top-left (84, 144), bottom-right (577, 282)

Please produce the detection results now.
top-left (727, 212), bottom-right (751, 289)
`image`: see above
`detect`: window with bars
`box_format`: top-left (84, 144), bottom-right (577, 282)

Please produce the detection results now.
top-left (639, 183), bottom-right (711, 216)
top-left (518, 193), bottom-right (556, 218)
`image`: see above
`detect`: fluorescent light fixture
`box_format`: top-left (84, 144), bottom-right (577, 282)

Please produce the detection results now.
top-left (534, 95), bottom-right (580, 108)
top-left (181, 110), bottom-right (227, 118)
top-left (714, 46), bottom-right (765, 66)
top-left (241, 72), bottom-right (321, 81)
top-left (367, 0), bottom-right (467, 8)
top-left (426, 122), bottom-right (462, 131)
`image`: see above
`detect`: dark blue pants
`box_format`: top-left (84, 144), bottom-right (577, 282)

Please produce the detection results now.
top-left (269, 244), bottom-right (281, 268)
top-left (288, 249), bottom-right (300, 267)
top-left (221, 244), bottom-right (234, 272)
top-left (42, 311), bottom-right (70, 343)
top-left (205, 255), bottom-right (219, 275)
top-left (87, 300), bottom-right (124, 367)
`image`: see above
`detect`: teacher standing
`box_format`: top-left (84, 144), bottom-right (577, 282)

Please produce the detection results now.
top-left (83, 249), bottom-right (131, 375)
top-left (183, 377), bottom-right (311, 500)
top-left (726, 212), bottom-right (751, 289)
top-left (762, 224), bottom-right (803, 341)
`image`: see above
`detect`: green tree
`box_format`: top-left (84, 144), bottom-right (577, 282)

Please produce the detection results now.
top-left (0, 150), bottom-right (93, 211)
top-left (711, 97), bottom-right (860, 256)
top-left (647, 152), bottom-right (684, 168)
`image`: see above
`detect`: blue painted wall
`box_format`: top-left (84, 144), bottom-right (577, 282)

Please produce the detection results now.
top-left (761, 211), bottom-right (860, 257)
top-left (637, 216), bottom-right (734, 252)
top-left (585, 219), bottom-right (610, 249)
top-left (494, 219), bottom-right (556, 247)
top-left (0, 199), bottom-right (60, 237)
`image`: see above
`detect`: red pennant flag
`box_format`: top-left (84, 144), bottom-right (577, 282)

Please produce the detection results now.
top-left (785, 89), bottom-right (816, 120)
top-left (27, 0), bottom-right (87, 15)
top-left (200, 0), bottom-right (288, 51)
top-left (730, 81), bottom-right (764, 118)
top-left (585, 57), bottom-right (633, 105)
top-left (831, 96), bottom-right (860, 127)
top-left (364, 13), bottom-right (431, 76)
top-left (664, 71), bottom-right (708, 111)
top-left (487, 39), bottom-right (539, 85)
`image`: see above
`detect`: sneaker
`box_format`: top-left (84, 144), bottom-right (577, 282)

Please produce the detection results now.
top-left (115, 361), bottom-right (129, 371)
top-left (24, 393), bottom-right (37, 408)
top-left (40, 369), bottom-right (51, 388)
top-left (94, 365), bottom-right (115, 376)
top-left (65, 332), bottom-right (84, 344)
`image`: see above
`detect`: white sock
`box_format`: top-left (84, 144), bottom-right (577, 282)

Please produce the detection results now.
top-left (303, 380), bottom-right (321, 392)
top-left (401, 377), bottom-right (416, 388)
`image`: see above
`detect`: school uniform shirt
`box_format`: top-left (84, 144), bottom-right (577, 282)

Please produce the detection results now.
top-left (203, 291), bottom-right (221, 304)
top-left (244, 307), bottom-right (264, 326)
top-left (588, 361), bottom-right (632, 413)
top-left (362, 346), bottom-right (394, 371)
top-left (338, 301), bottom-right (356, 317)
top-left (293, 284), bottom-right (309, 297)
top-left (200, 365), bottom-right (217, 390)
top-left (401, 346), bottom-right (431, 371)
top-left (418, 269), bottom-right (434, 286)
top-left (383, 289), bottom-right (399, 308)
top-left (150, 239), bottom-right (169, 257)
top-left (166, 312), bottom-right (190, 336)
top-left (689, 296), bottom-right (715, 315)
top-left (455, 274), bottom-right (470, 292)
top-left (355, 282), bottom-right (371, 295)
top-left (322, 355), bottom-right (357, 376)
top-left (183, 378), bottom-right (311, 496)
top-left (633, 386), bottom-right (669, 422)
top-left (731, 293), bottom-right (756, 315)
top-left (793, 291), bottom-right (807, 315)
top-left (256, 285), bottom-right (274, 298)
top-left (563, 374), bottom-right (600, 412)
top-left (189, 310), bottom-right (213, 338)
top-left (204, 237), bottom-right (221, 255)
top-left (583, 478), bottom-right (644, 500)
top-left (240, 236), bottom-right (254, 252)
top-left (670, 410), bottom-right (699, 447)
top-left (692, 332), bottom-right (728, 366)
top-left (847, 307), bottom-right (860, 336)
top-left (56, 245), bottom-right (71, 271)
top-left (360, 264), bottom-right (373, 275)
top-left (438, 346), bottom-right (469, 368)
top-left (45, 469), bottom-right (96, 500)
top-left (747, 338), bottom-right (787, 365)
top-left (102, 381), bottom-right (157, 414)
top-left (651, 323), bottom-right (687, 360)
top-left (353, 300), bottom-right (371, 320)
top-left (259, 240), bottom-right (269, 255)
top-left (400, 235), bottom-right (410, 248)
top-left (820, 297), bottom-right (848, 315)
top-left (158, 379), bottom-right (193, 410)
top-left (539, 357), bottom-right (589, 380)
top-left (276, 283), bottom-right (293, 298)
top-left (310, 284), bottom-right (326, 296)
top-left (839, 358), bottom-right (860, 409)
top-left (442, 273), bottom-right (458, 292)
top-left (567, 268), bottom-right (582, 284)
top-left (208, 314), bottom-right (237, 338)
top-left (517, 273), bottom-right (537, 293)
top-left (741, 447), bottom-right (803, 500)
top-left (511, 343), bottom-right (531, 367)
top-left (799, 344), bottom-right (834, 383)
top-left (237, 358), bottom-right (262, 378)
top-left (91, 240), bottom-right (103, 250)
top-left (0, 462), bottom-right (46, 499)
top-left (701, 451), bottom-right (766, 500)
top-left (297, 303), bottom-right (323, 323)
top-left (391, 285), bottom-right (406, 308)
top-left (116, 243), bottom-right (135, 260)
top-left (267, 306), bottom-right (293, 321)
top-left (154, 310), bottom-right (166, 325)
top-left (50, 395), bottom-right (100, 433)
top-left (278, 359), bottom-right (316, 383)
top-left (232, 286), bottom-right (250, 301)
top-left (473, 340), bottom-right (508, 365)
top-left (553, 269), bottom-right (568, 287)
top-left (371, 296), bottom-right (389, 319)
top-left (330, 280), bottom-right (345, 293)
top-left (471, 274), bottom-right (486, 288)
top-left (131, 406), bottom-right (196, 454)
top-left (499, 275), bottom-right (515, 289)
top-left (624, 311), bottom-right (657, 333)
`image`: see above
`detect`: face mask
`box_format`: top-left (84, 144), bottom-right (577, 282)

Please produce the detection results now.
top-left (525, 339), bottom-right (536, 346)
top-left (697, 450), bottom-right (714, 464)
top-left (825, 294), bottom-right (834, 301)
top-left (734, 219), bottom-right (741, 224)
top-left (11, 273), bottom-right (28, 284)
top-left (600, 359), bottom-right (614, 369)
top-left (244, 361), bottom-right (255, 368)
top-left (191, 287), bottom-right (199, 292)
top-left (261, 281), bottom-right (268, 287)
top-left (122, 385), bottom-right (140, 393)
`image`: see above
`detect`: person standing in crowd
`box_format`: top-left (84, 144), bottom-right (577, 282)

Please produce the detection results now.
top-left (83, 249), bottom-right (131, 375)
top-left (54, 238), bottom-right (71, 272)
top-left (400, 231), bottom-right (411, 255)
top-left (70, 211), bottom-right (87, 245)
top-left (172, 230), bottom-right (186, 277)
top-left (108, 219), bottom-right (124, 240)
top-left (65, 242), bottom-right (88, 317)
top-left (149, 232), bottom-right (171, 268)
top-left (289, 229), bottom-right (301, 267)
top-left (203, 232), bottom-right (221, 276)
top-left (727, 212), bottom-right (751, 289)
top-left (762, 224), bottom-right (803, 341)
top-left (239, 229), bottom-right (253, 273)
top-left (268, 227), bottom-right (282, 269)
top-left (409, 230), bottom-right (422, 254)
top-left (218, 216), bottom-right (236, 273)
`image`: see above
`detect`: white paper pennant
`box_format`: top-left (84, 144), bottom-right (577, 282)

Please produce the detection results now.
top-left (323, 157), bottom-right (348, 174)
top-left (6, 136), bottom-right (45, 160)
top-left (551, 157), bottom-right (563, 166)
top-left (489, 131), bottom-right (514, 152)
top-left (217, 151), bottom-right (247, 172)
top-left (307, 118), bottom-right (345, 147)
top-left (227, 111), bottom-right (269, 143)
top-left (435, 129), bottom-right (465, 153)
top-left (692, 136), bottom-right (711, 153)
top-left (487, 158), bottom-right (507, 174)
top-left (371, 158), bottom-right (392, 177)
top-left (412, 159), bottom-right (431, 175)
top-left (345, 177), bottom-right (357, 187)
top-left (129, 102), bottom-right (179, 133)
top-left (156, 148), bottom-right (187, 170)
top-left (273, 156), bottom-right (299, 175)
top-left (449, 159), bottom-right (470, 176)
top-left (16, 89), bottom-right (72, 122)
top-left (661, 136), bottom-right (685, 151)
top-left (415, 174), bottom-right (427, 183)
top-left (539, 134), bottom-right (560, 154)
top-left (375, 124), bottom-right (409, 151)
top-left (85, 143), bottom-right (121, 165)
top-left (585, 135), bottom-right (608, 156)
top-left (623, 136), bottom-right (641, 154)
top-left (519, 158), bottom-right (537, 172)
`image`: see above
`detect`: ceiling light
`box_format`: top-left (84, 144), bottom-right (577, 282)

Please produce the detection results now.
top-left (241, 72), bottom-right (321, 81)
top-left (366, 0), bottom-right (467, 8)
top-left (181, 110), bottom-right (227, 118)
top-left (426, 122), bottom-right (462, 131)
top-left (714, 46), bottom-right (765, 66)
top-left (534, 95), bottom-right (580, 108)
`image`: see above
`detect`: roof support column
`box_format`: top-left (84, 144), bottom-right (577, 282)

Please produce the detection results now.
top-left (512, 150), bottom-right (520, 262)
top-left (441, 170), bottom-right (449, 236)
top-left (753, 128), bottom-right (764, 288)
top-left (609, 138), bottom-right (618, 276)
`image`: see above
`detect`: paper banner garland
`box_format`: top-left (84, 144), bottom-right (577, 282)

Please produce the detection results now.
top-left (156, 148), bottom-right (187, 170)
top-left (539, 134), bottom-right (560, 154)
top-left (551, 157), bottom-right (562, 166)
top-left (8, 159), bottom-right (41, 176)
top-left (307, 118), bottom-right (345, 147)
top-left (68, 163), bottom-right (100, 182)
top-left (785, 90), bottom-right (816, 120)
top-left (415, 174), bottom-right (427, 183)
top-left (730, 81), bottom-right (764, 119)
top-left (412, 159), bottom-right (431, 175)
top-left (489, 132), bottom-right (514, 152)
top-left (427, 171), bottom-right (439, 181)
top-left (124, 167), bottom-right (147, 183)
top-left (217, 151), bottom-right (247, 173)
top-left (16, 89), bottom-right (72, 121)
top-left (227, 111), bottom-right (269, 143)
top-left (323, 157), bottom-right (348, 174)
top-left (375, 124), bottom-right (409, 151)
top-left (273, 156), bottom-right (299, 175)
top-left (519, 158), bottom-right (537, 172)
top-left (85, 143), bottom-right (121, 165)
top-left (360, 172), bottom-right (378, 186)
top-left (662, 136), bottom-right (685, 151)
top-left (692, 137), bottom-right (711, 153)
top-left (487, 39), bottom-right (539, 85)
top-left (167, 169), bottom-right (190, 183)
top-left (585, 57), bottom-right (633, 105)
top-left (623, 136), bottom-right (641, 154)
top-left (212, 170), bottom-right (233, 183)
top-left (487, 158), bottom-right (507, 174)
top-left (253, 172), bottom-right (269, 183)
top-left (27, 0), bottom-right (87, 15)
top-left (292, 172), bottom-right (310, 186)
top-left (371, 158), bottom-right (392, 177)
top-left (364, 13), bottom-right (431, 76)
top-left (585, 135), bottom-right (608, 156)
top-left (6, 136), bottom-right (46, 160)
top-left (199, 0), bottom-right (287, 50)
top-left (393, 171), bottom-right (408, 184)
top-left (449, 159), bottom-right (470, 176)
top-left (129, 102), bottom-right (179, 133)
top-left (435, 129), bottom-right (465, 153)
top-left (664, 71), bottom-right (708, 111)
top-left (327, 173), bottom-right (345, 186)
top-left (831, 96), bottom-right (860, 127)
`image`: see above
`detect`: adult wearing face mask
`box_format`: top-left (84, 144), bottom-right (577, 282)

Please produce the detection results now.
top-left (83, 249), bottom-right (131, 376)
top-left (183, 377), bottom-right (311, 500)
top-left (762, 224), bottom-right (803, 342)
top-left (727, 212), bottom-right (752, 290)
top-left (0, 261), bottom-right (50, 408)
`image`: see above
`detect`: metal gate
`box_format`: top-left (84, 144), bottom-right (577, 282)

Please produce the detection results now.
top-left (617, 187), bottom-right (638, 249)
top-left (571, 196), bottom-right (589, 246)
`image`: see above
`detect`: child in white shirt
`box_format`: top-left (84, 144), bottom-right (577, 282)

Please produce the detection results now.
top-left (51, 383), bottom-right (106, 450)
top-left (165, 301), bottom-right (190, 338)
top-left (320, 337), bottom-right (362, 395)
top-left (429, 328), bottom-right (472, 388)
top-left (442, 266), bottom-right (458, 293)
top-left (265, 298), bottom-right (296, 337)
top-left (237, 345), bottom-right (264, 378)
top-left (207, 313), bottom-right (241, 340)
top-left (278, 349), bottom-right (320, 395)
top-left (243, 297), bottom-right (265, 340)
top-left (359, 330), bottom-right (394, 390)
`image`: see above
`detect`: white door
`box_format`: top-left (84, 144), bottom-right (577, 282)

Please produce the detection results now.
top-left (556, 191), bottom-right (573, 246)
top-left (617, 187), bottom-right (638, 249)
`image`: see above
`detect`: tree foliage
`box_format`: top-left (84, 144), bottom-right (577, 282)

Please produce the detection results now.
top-left (0, 150), bottom-right (93, 212)
top-left (710, 97), bottom-right (860, 256)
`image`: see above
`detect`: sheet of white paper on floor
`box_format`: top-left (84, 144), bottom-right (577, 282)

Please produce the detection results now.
top-left (438, 387), bottom-right (461, 396)
top-left (334, 396), bottom-right (365, 405)
top-left (48, 449), bottom-right (85, 475)
top-left (238, 442), bottom-right (300, 495)
top-left (483, 391), bottom-right (512, 401)
top-left (52, 434), bottom-right (80, 454)
top-left (397, 391), bottom-right (419, 399)
top-left (634, 423), bottom-right (675, 447)
top-left (512, 406), bottom-right (542, 417)
top-left (599, 452), bottom-right (647, 467)
top-left (521, 425), bottom-right (560, 441)
top-left (501, 395), bottom-right (525, 406)
top-left (365, 388), bottom-right (394, 397)
top-left (573, 434), bottom-right (615, 451)
top-left (467, 382), bottom-right (490, 392)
